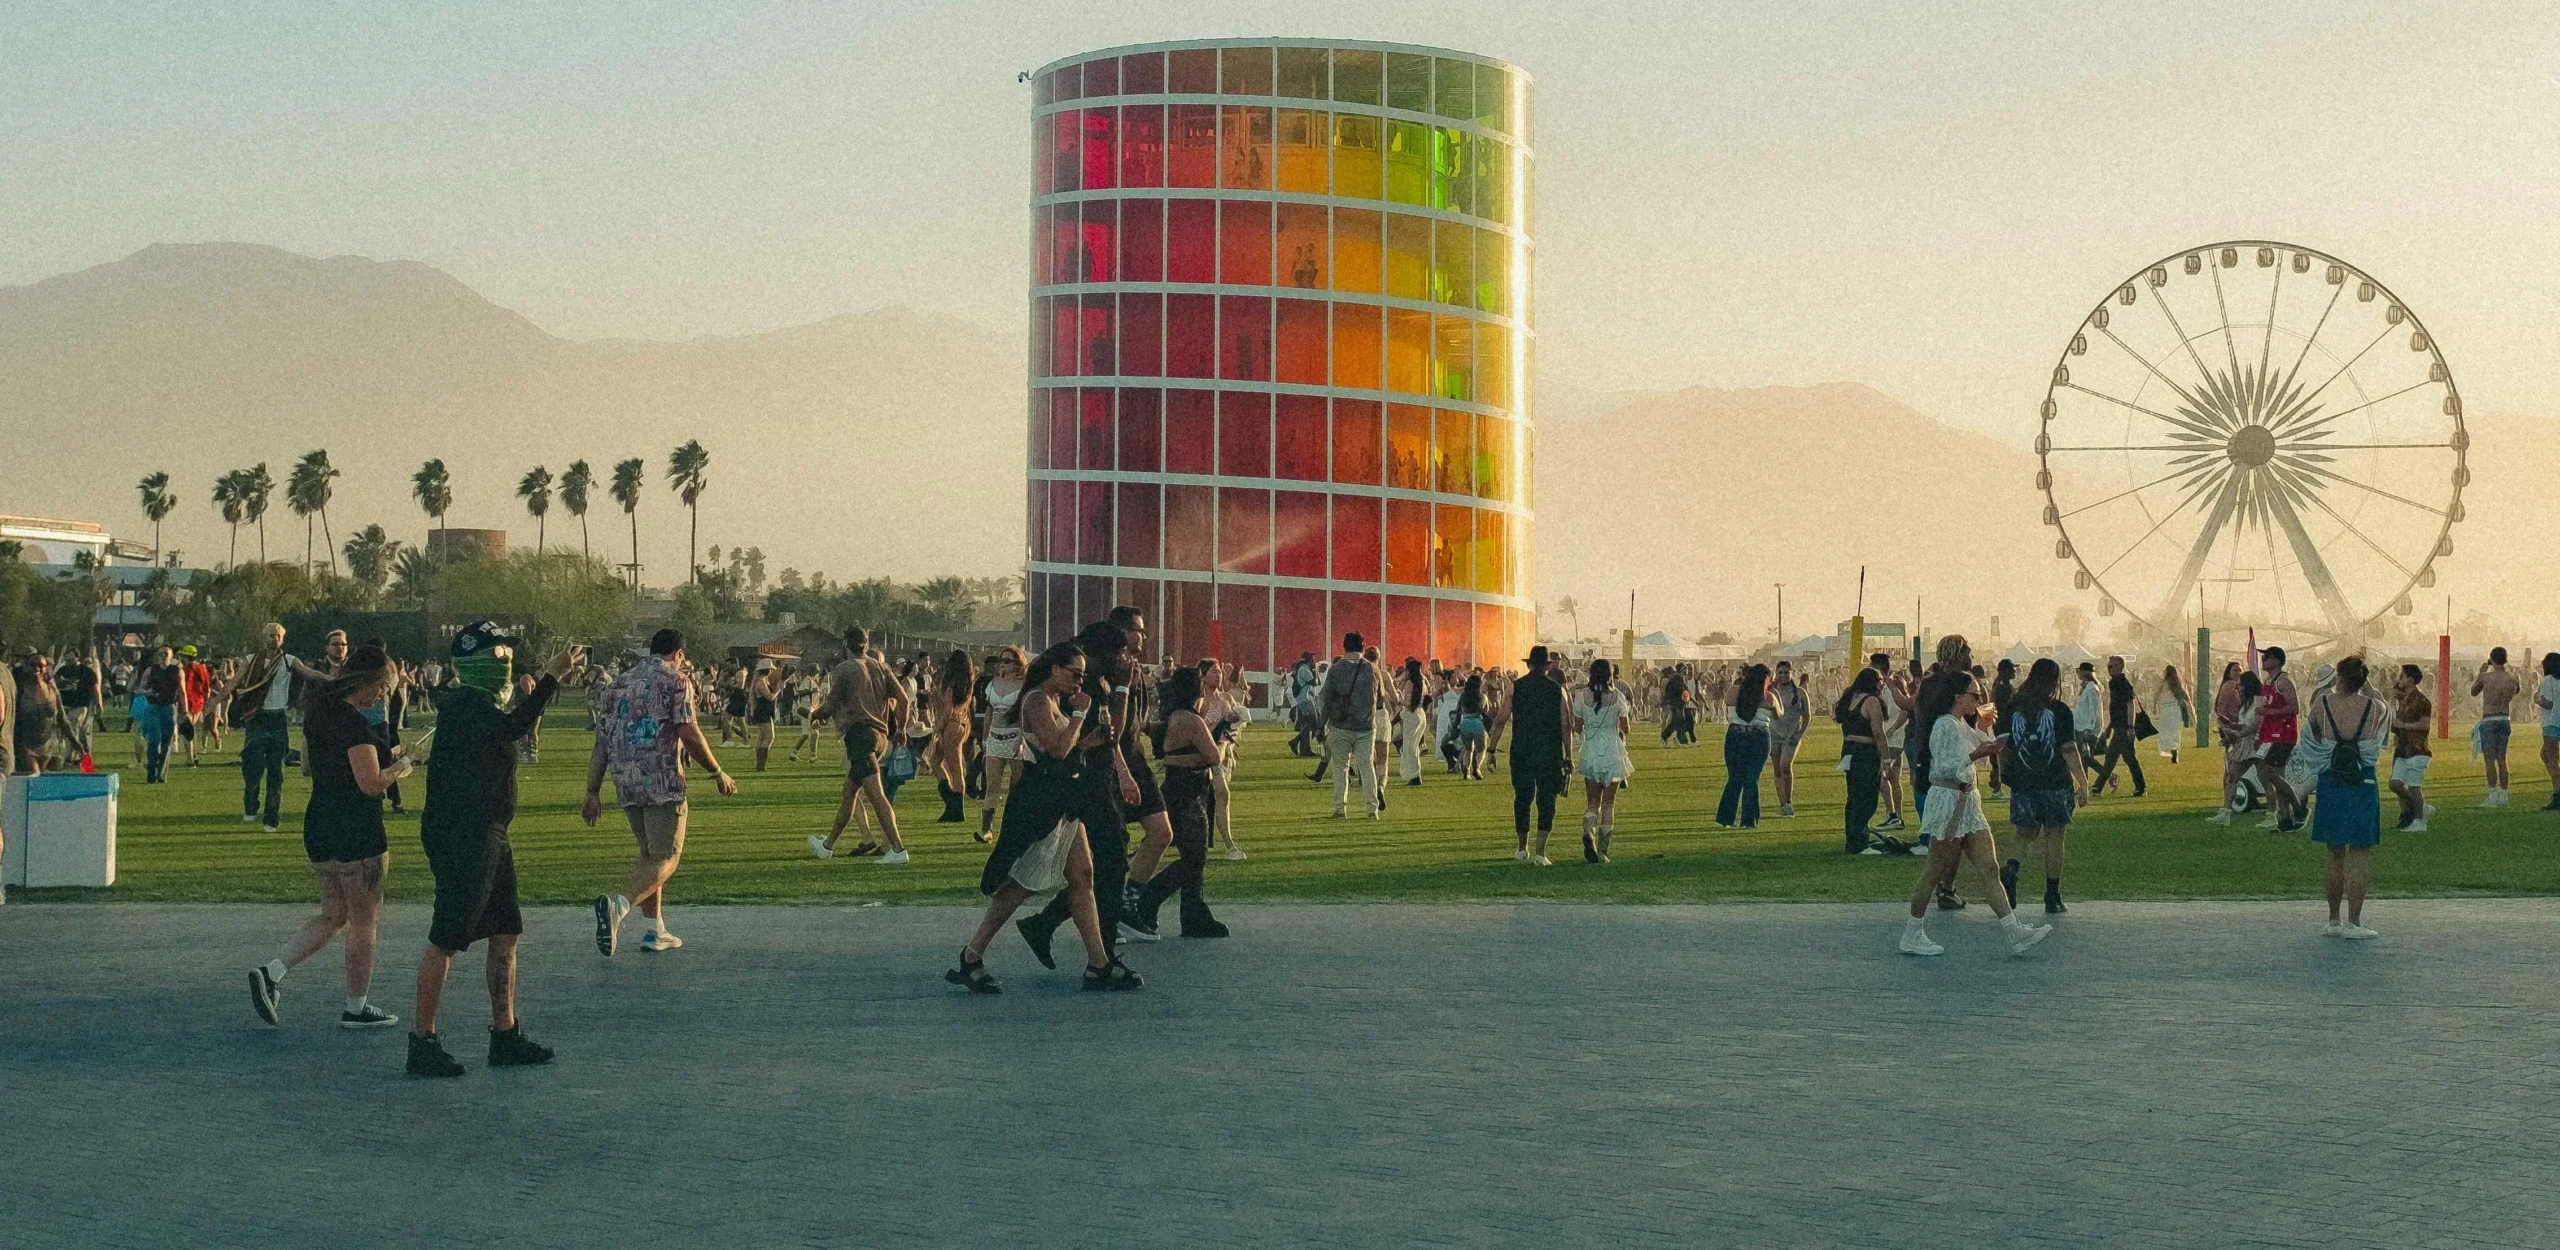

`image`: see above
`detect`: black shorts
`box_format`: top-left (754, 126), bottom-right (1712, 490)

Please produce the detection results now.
top-left (1120, 740), bottom-right (1166, 823)
top-left (424, 824), bottom-right (523, 953)
top-left (843, 724), bottom-right (886, 782)
top-left (2261, 742), bottom-right (2295, 769)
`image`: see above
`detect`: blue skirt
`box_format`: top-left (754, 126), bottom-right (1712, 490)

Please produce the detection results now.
top-left (2309, 766), bottom-right (2380, 848)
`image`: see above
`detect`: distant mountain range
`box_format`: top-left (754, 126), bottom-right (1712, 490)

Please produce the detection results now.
top-left (4, 243), bottom-right (2548, 638)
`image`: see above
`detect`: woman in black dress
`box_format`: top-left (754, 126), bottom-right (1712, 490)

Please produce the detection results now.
top-left (1131, 665), bottom-right (1229, 938)
top-left (247, 645), bottom-right (414, 1029)
top-left (947, 642), bottom-right (1138, 993)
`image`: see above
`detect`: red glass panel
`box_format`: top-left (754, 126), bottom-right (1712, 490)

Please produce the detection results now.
top-left (1274, 393), bottom-right (1327, 480)
top-left (1080, 108), bottom-right (1117, 190)
top-left (1475, 602), bottom-right (1506, 670)
top-left (1121, 52), bottom-right (1164, 96)
top-left (1116, 387), bottom-right (1161, 472)
top-left (1078, 482), bottom-right (1114, 565)
top-left (1118, 292), bottom-right (1161, 376)
top-left (1332, 399), bottom-right (1382, 485)
top-left (1046, 203), bottom-right (1081, 285)
top-left (1046, 574), bottom-right (1076, 652)
top-left (1167, 48), bottom-right (1217, 94)
top-left (1331, 591), bottom-right (1383, 656)
top-left (1118, 197), bottom-right (1163, 281)
top-left (1217, 390), bottom-right (1270, 478)
top-left (1275, 588), bottom-right (1327, 670)
top-left (1046, 388), bottom-right (1077, 468)
top-left (1219, 583), bottom-right (1270, 675)
top-left (1163, 485), bottom-right (1213, 569)
top-left (1274, 490), bottom-right (1326, 578)
top-left (1275, 299), bottom-right (1326, 385)
top-left (1218, 295), bottom-right (1271, 381)
top-left (1116, 578), bottom-right (1162, 656)
top-left (1026, 479), bottom-right (1048, 561)
top-left (1075, 295), bottom-right (1113, 376)
top-left (1081, 56), bottom-right (1117, 99)
top-left (1219, 200), bottom-right (1272, 286)
top-left (1164, 578), bottom-right (1213, 668)
top-left (1079, 200), bottom-right (1117, 282)
top-left (1078, 388), bottom-right (1112, 471)
top-left (1165, 199), bottom-right (1215, 282)
top-left (1384, 499), bottom-right (1429, 585)
top-left (1047, 293), bottom-right (1077, 377)
top-left (1331, 302), bottom-right (1380, 389)
top-left (1078, 575), bottom-right (1112, 630)
top-left (1218, 487), bottom-right (1271, 574)
top-left (1049, 110), bottom-right (1080, 193)
top-left (1119, 105), bottom-right (1165, 188)
top-left (1115, 483), bottom-right (1160, 568)
top-left (1386, 594), bottom-right (1431, 663)
top-left (1048, 480), bottom-right (1077, 566)
top-left (1164, 389), bottom-right (1214, 474)
top-left (1168, 104), bottom-right (1218, 187)
top-left (1331, 493), bottom-right (1381, 581)
top-left (1433, 599), bottom-right (1472, 668)
top-left (1165, 294), bottom-right (1214, 377)
top-left (1054, 62), bottom-right (1082, 101)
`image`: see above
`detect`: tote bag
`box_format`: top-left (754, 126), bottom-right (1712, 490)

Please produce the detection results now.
top-left (1008, 817), bottom-right (1080, 894)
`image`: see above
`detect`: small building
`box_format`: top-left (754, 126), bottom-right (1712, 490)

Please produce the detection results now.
top-left (427, 528), bottom-right (507, 564)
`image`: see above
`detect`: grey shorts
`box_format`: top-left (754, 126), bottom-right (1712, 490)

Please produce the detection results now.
top-left (624, 801), bottom-right (688, 859)
top-left (2480, 718), bottom-right (2512, 756)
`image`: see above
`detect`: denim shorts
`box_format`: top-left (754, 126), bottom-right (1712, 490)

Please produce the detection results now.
top-left (2010, 787), bottom-right (2075, 829)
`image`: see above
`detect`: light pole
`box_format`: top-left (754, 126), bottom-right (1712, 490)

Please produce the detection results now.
top-left (1774, 582), bottom-right (1784, 645)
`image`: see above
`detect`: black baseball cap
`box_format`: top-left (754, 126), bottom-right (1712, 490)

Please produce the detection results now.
top-left (451, 619), bottom-right (524, 659)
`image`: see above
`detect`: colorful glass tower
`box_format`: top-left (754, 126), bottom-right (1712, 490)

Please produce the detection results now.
top-left (1026, 39), bottom-right (1534, 675)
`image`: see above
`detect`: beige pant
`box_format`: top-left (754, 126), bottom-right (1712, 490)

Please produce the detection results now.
top-left (625, 801), bottom-right (688, 859)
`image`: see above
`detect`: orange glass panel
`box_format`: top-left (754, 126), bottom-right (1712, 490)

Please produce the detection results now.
top-left (1276, 202), bottom-right (1327, 290)
top-left (1166, 199), bottom-right (1215, 282)
top-left (1163, 485), bottom-right (1213, 570)
top-left (1164, 389), bottom-right (1214, 474)
top-left (1433, 219), bottom-right (1473, 308)
top-left (1433, 314), bottom-right (1474, 402)
top-left (1432, 598), bottom-right (1472, 667)
top-left (1331, 494), bottom-right (1381, 582)
top-left (1384, 500), bottom-right (1429, 586)
top-left (1276, 108), bottom-right (1328, 193)
top-left (1275, 588), bottom-right (1327, 670)
top-left (1334, 591), bottom-right (1383, 655)
top-left (1274, 490), bottom-right (1327, 578)
top-left (1330, 303), bottom-right (1380, 389)
top-left (1386, 594), bottom-right (1431, 661)
top-left (1434, 408), bottom-right (1472, 496)
top-left (1385, 308), bottom-right (1430, 395)
top-left (1473, 225), bottom-right (1508, 314)
top-left (1275, 298), bottom-right (1326, 385)
top-left (1433, 504), bottom-right (1469, 589)
top-left (1218, 487), bottom-right (1271, 574)
top-left (1332, 399), bottom-right (1381, 486)
top-left (1274, 393), bottom-right (1327, 479)
top-left (1331, 114), bottom-right (1381, 198)
top-left (1220, 105), bottom-right (1272, 190)
top-left (1475, 414), bottom-right (1510, 502)
top-left (1220, 45), bottom-right (1271, 95)
top-left (1474, 602), bottom-right (1506, 670)
top-left (1385, 403), bottom-right (1430, 491)
top-left (1473, 508), bottom-right (1507, 595)
top-left (1384, 214), bottom-right (1429, 300)
top-left (1332, 208), bottom-right (1381, 293)
top-left (1168, 104), bottom-right (1217, 188)
top-left (1508, 511), bottom-right (1532, 602)
top-left (1219, 200), bottom-right (1271, 286)
top-left (1276, 46), bottom-right (1327, 99)
top-left (1332, 49), bottom-right (1382, 106)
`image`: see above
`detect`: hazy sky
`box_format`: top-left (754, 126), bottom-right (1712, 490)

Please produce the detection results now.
top-left (9, 1), bottom-right (2557, 449)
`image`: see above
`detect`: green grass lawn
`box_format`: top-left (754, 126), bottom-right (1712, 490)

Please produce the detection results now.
top-left (21, 698), bottom-right (2560, 904)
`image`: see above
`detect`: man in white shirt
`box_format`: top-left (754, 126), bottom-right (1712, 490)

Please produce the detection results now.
top-left (231, 622), bottom-right (334, 832)
top-left (1871, 654), bottom-right (1909, 832)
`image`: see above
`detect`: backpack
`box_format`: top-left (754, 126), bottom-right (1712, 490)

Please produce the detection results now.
top-left (2325, 698), bottom-right (2375, 785)
top-left (2009, 706), bottom-right (2060, 777)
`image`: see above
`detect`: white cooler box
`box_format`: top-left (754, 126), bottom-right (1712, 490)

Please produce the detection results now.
top-left (2, 771), bottom-right (119, 888)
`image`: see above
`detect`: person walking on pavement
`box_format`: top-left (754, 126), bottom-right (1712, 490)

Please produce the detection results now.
top-left (1509, 646), bottom-right (1570, 864)
top-left (403, 621), bottom-right (582, 1078)
top-left (586, 629), bottom-right (737, 956)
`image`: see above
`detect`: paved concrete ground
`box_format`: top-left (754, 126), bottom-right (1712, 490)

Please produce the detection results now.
top-left (4, 899), bottom-right (2557, 1249)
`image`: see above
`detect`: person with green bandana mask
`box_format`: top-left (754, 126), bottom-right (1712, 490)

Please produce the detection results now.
top-left (405, 619), bottom-right (585, 1078)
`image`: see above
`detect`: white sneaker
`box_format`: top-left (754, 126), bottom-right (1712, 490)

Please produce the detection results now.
top-left (240, 813), bottom-right (260, 824)
top-left (1224, 847), bottom-right (1248, 861)
top-left (1778, 803), bottom-right (1795, 818)
top-left (2205, 808), bottom-right (2232, 826)
top-left (1530, 855), bottom-right (1551, 867)
top-left (808, 834), bottom-right (835, 860)
top-left (2406, 819), bottom-right (2428, 833)
top-left (2256, 814), bottom-right (2279, 830)
top-left (2322, 921), bottom-right (2346, 937)
top-left (1857, 846), bottom-right (1884, 856)
top-left (1514, 847), bottom-right (1529, 861)
top-left (2339, 923), bottom-right (2379, 940)
top-left (876, 849), bottom-right (911, 866)
top-left (1331, 806), bottom-right (1347, 819)
top-left (2007, 920), bottom-right (2055, 955)
top-left (640, 929), bottom-right (684, 952)
top-left (1898, 927), bottom-right (1944, 956)
top-left (2423, 804), bottom-right (2437, 822)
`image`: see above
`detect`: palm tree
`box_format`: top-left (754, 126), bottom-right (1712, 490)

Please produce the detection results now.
top-left (411, 458), bottom-right (453, 542)
top-left (1556, 595), bottom-right (1582, 642)
top-left (136, 472), bottom-right (177, 565)
top-left (516, 465), bottom-right (554, 556)
top-left (609, 457), bottom-right (645, 589)
top-left (343, 524), bottom-right (399, 607)
top-left (241, 463), bottom-right (275, 565)
top-left (391, 547), bottom-right (434, 609)
top-left (285, 450), bottom-right (340, 574)
top-left (559, 460), bottom-right (594, 564)
top-left (211, 471), bottom-right (246, 567)
top-left (665, 440), bottom-right (710, 584)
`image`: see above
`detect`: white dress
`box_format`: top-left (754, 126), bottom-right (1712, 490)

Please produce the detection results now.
top-left (982, 679), bottom-right (1024, 760)
top-left (1919, 714), bottom-right (1990, 844)
top-left (1573, 686), bottom-right (1633, 784)
top-left (2154, 690), bottom-right (2188, 758)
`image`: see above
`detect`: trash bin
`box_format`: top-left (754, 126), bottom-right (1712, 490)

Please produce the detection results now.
top-left (1, 772), bottom-right (119, 889)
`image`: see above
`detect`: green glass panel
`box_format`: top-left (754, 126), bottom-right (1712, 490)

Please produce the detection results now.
top-left (1473, 63), bottom-right (1508, 131)
top-left (1385, 52), bottom-right (1430, 112)
top-left (1432, 58), bottom-right (1473, 120)
top-left (1384, 120), bottom-right (1429, 206)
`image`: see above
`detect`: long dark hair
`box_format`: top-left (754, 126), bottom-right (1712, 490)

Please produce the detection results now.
top-left (1834, 666), bottom-right (1881, 721)
top-left (1069, 621), bottom-right (1129, 680)
top-left (1587, 658), bottom-right (1613, 698)
top-left (1404, 657), bottom-right (1425, 709)
top-left (2014, 657), bottom-right (2062, 712)
top-left (1163, 663), bottom-right (1203, 716)
top-left (1023, 641), bottom-right (1085, 691)
top-left (1733, 663), bottom-right (1769, 719)
top-left (940, 649), bottom-right (974, 701)
top-left (2238, 671), bottom-right (2262, 704)
top-left (2334, 654), bottom-right (2369, 695)
top-left (305, 644), bottom-right (390, 713)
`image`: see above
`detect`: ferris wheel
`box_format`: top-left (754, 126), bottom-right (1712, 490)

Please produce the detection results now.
top-left (2037, 242), bottom-right (2467, 642)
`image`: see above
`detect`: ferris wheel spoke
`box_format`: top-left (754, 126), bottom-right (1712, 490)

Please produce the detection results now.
top-left (2266, 488), bottom-right (2364, 637)
top-left (2278, 379), bottom-right (2437, 441)
top-left (2296, 441), bottom-right (2455, 451)
top-left (2152, 474), bottom-right (2242, 622)
top-left (2150, 285), bottom-right (2220, 393)
top-left (2059, 382), bottom-right (2224, 442)
top-left (2298, 489), bottom-right (2417, 580)
top-left (2208, 259), bottom-right (2243, 379)
top-left (2097, 326), bottom-right (2209, 413)
top-left (2291, 462), bottom-right (2451, 517)
top-left (2278, 322), bottom-right (2398, 430)
top-left (2280, 278), bottom-right (2347, 394)
top-left (2047, 443), bottom-right (2210, 453)
top-left (2260, 258), bottom-right (2283, 380)
top-left (2061, 465), bottom-right (2194, 520)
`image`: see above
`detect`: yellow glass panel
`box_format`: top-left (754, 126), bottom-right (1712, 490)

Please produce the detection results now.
top-left (1275, 108), bottom-right (1327, 194)
top-left (1475, 415), bottom-right (1510, 503)
top-left (1331, 113), bottom-right (1381, 199)
top-left (1383, 214), bottom-right (1429, 301)
top-left (1277, 202), bottom-right (1327, 290)
top-left (1432, 127), bottom-right (1467, 212)
top-left (1385, 403), bottom-right (1431, 490)
top-left (1476, 322), bottom-right (1510, 410)
top-left (1474, 508), bottom-right (1507, 594)
top-left (1433, 219), bottom-right (1474, 309)
top-left (1433, 504), bottom-right (1471, 589)
top-left (1432, 315), bottom-right (1474, 403)
top-left (1434, 408), bottom-right (1472, 496)
top-left (1472, 226), bottom-right (1508, 315)
top-left (1384, 120), bottom-right (1429, 206)
top-left (1385, 307), bottom-right (1430, 395)
top-left (1331, 208), bottom-right (1381, 293)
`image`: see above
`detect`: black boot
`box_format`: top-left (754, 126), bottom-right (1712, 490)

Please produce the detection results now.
top-left (935, 782), bottom-right (964, 823)
top-left (1015, 913), bottom-right (1061, 969)
top-left (406, 1032), bottom-right (464, 1079)
top-left (2000, 859), bottom-right (2021, 910)
top-left (2044, 878), bottom-right (2066, 914)
top-left (487, 1024), bottom-right (555, 1067)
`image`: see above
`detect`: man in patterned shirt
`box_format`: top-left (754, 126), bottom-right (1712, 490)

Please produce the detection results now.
top-left (584, 629), bottom-right (736, 956)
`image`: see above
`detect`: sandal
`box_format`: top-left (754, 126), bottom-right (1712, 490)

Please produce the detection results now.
top-left (1081, 956), bottom-right (1144, 992)
top-left (944, 948), bottom-right (1001, 994)
top-left (973, 830), bottom-right (994, 844)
